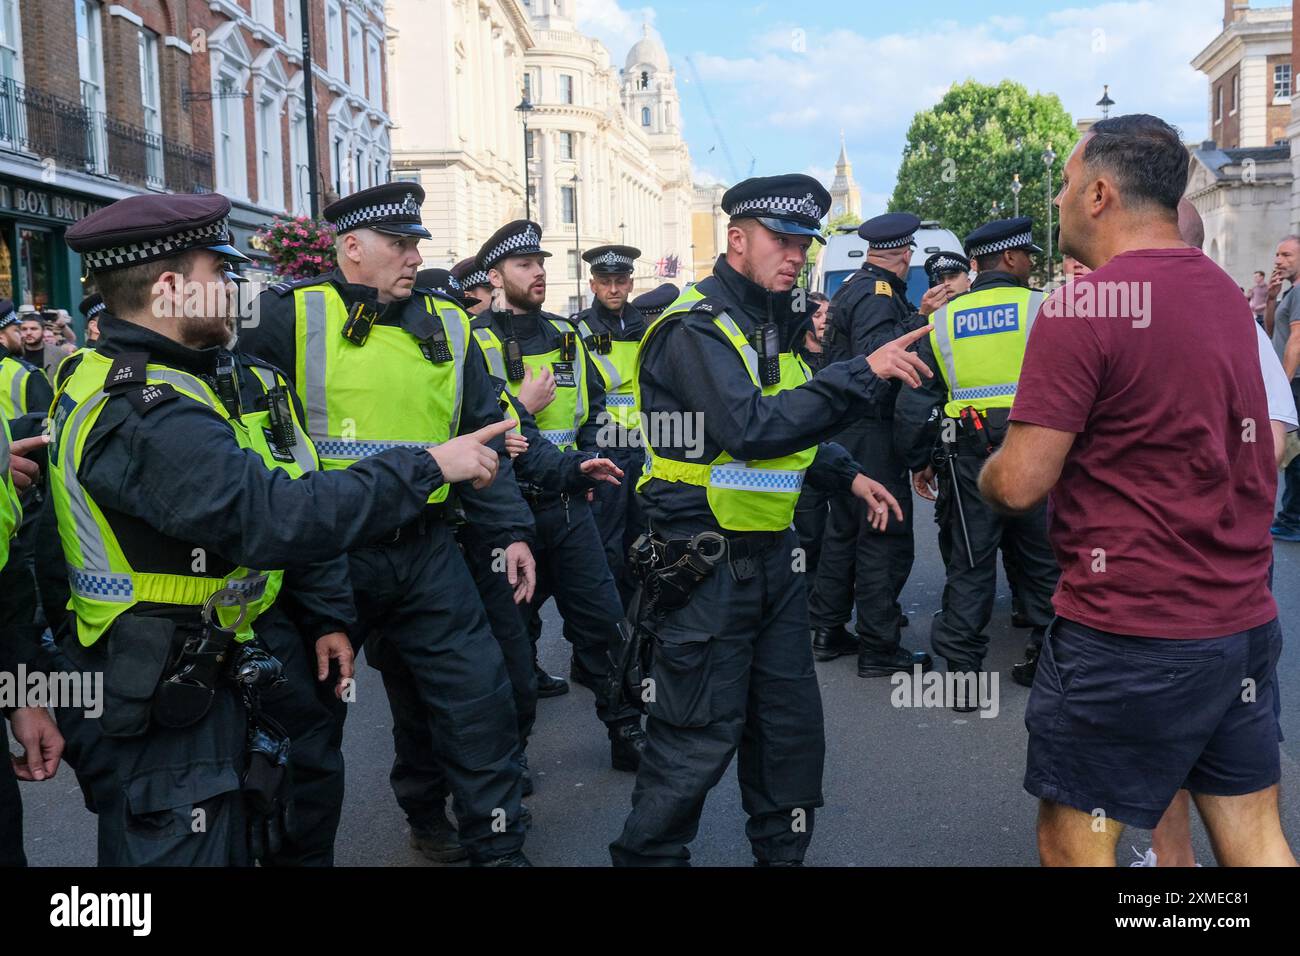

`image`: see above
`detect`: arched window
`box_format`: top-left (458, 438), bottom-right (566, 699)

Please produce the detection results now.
top-left (641, 107), bottom-right (651, 127)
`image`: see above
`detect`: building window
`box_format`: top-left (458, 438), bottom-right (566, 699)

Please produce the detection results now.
top-left (285, 0), bottom-right (302, 53)
top-left (559, 74), bottom-right (574, 104)
top-left (252, 0), bottom-right (276, 32)
top-left (567, 296), bottom-right (580, 316)
top-left (567, 249), bottom-right (579, 279)
top-left (215, 72), bottom-right (248, 197)
top-left (289, 104), bottom-right (308, 213)
top-left (522, 71), bottom-right (533, 102)
top-left (333, 135), bottom-right (344, 194)
top-left (1276, 64), bottom-right (1292, 102)
top-left (367, 33), bottom-right (382, 103)
top-left (0, 0), bottom-right (22, 85)
top-left (257, 93), bottom-right (283, 208)
top-left (560, 185), bottom-right (575, 224)
top-left (326, 1), bottom-right (343, 77)
top-left (138, 30), bottom-right (163, 187)
top-left (1215, 86), bottom-right (1222, 124)
top-left (348, 17), bottom-right (364, 92)
top-left (75, 0), bottom-right (106, 171)
top-left (525, 129), bottom-right (535, 161)
top-left (641, 107), bottom-right (651, 127)
top-left (558, 131), bottom-right (574, 161)
top-left (1230, 73), bottom-right (1238, 114)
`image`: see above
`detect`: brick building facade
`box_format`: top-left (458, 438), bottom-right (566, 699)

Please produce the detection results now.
top-left (0, 0), bottom-right (391, 315)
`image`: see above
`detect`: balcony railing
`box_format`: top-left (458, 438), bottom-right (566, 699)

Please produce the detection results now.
top-left (0, 75), bottom-right (213, 194)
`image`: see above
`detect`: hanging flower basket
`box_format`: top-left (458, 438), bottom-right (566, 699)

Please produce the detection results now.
top-left (254, 216), bottom-right (338, 280)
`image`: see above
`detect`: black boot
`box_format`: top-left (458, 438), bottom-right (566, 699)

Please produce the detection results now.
top-left (811, 625), bottom-right (857, 661)
top-left (899, 613), bottom-right (910, 628)
top-left (1011, 644), bottom-right (1040, 687)
top-left (857, 645), bottom-right (933, 678)
top-left (410, 815), bottom-right (468, 864)
top-left (535, 662), bottom-right (569, 698)
top-left (609, 718), bottom-right (647, 772)
top-left (478, 850), bottom-right (533, 867)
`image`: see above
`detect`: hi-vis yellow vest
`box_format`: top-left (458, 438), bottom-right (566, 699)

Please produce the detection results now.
top-left (634, 285), bottom-right (817, 532)
top-left (290, 283), bottom-right (469, 502)
top-left (471, 319), bottom-right (589, 451)
top-left (0, 354), bottom-right (41, 418)
top-left (48, 352), bottom-right (287, 647)
top-left (576, 318), bottom-right (639, 432)
top-left (0, 418), bottom-right (23, 569)
top-left (929, 286), bottom-right (1046, 419)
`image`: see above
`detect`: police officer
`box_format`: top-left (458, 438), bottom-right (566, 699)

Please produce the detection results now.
top-left (895, 217), bottom-right (1060, 698)
top-left (809, 213), bottom-right (933, 676)
top-left (0, 423), bottom-right (62, 867)
top-left (451, 257), bottom-right (493, 318)
top-left (630, 283), bottom-right (680, 322)
top-left (52, 191), bottom-right (523, 866)
top-left (0, 301), bottom-right (53, 424)
top-left (610, 175), bottom-right (934, 865)
top-left (924, 251), bottom-right (972, 303)
top-left (793, 291), bottom-right (833, 579)
top-left (80, 293), bottom-right (105, 347)
top-left (574, 244), bottom-right (646, 608)
top-left (471, 220), bottom-right (647, 768)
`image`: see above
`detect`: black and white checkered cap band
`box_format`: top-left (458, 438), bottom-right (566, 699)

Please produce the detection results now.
top-left (484, 227), bottom-right (543, 267)
top-left (727, 192), bottom-right (826, 222)
top-left (928, 255), bottom-right (966, 274)
top-left (86, 301), bottom-right (106, 318)
top-left (82, 220), bottom-right (230, 271)
top-left (462, 269), bottom-right (490, 288)
top-left (592, 251), bottom-right (633, 270)
top-left (334, 193), bottom-right (423, 232)
top-left (968, 230), bottom-right (1036, 258)
top-left (871, 235), bottom-right (915, 249)
top-left (0, 310), bottom-right (17, 327)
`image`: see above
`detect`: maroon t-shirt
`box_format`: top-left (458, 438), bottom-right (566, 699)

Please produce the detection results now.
top-left (1009, 247), bottom-right (1277, 638)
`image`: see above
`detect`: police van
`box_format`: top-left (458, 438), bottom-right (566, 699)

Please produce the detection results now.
top-left (812, 220), bottom-right (964, 306)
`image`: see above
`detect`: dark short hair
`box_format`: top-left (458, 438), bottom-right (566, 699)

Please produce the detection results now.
top-left (1082, 114), bottom-right (1188, 213)
top-left (1255, 270), bottom-right (1266, 277)
top-left (974, 251), bottom-right (1004, 273)
top-left (93, 251), bottom-right (198, 316)
top-left (808, 291), bottom-right (829, 304)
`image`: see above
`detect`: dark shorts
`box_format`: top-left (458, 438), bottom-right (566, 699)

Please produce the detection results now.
top-left (1023, 616), bottom-right (1283, 829)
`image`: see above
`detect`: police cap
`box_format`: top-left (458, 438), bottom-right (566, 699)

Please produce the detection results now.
top-left (583, 244), bottom-right (640, 276)
top-left (721, 174), bottom-right (831, 244)
top-left (451, 256), bottom-right (491, 291)
top-left (964, 216), bottom-right (1042, 259)
top-left (415, 267), bottom-right (480, 309)
top-left (630, 282), bottom-right (679, 319)
top-left (0, 299), bottom-right (17, 331)
top-left (324, 182), bottom-right (432, 239)
top-left (924, 251), bottom-right (971, 285)
top-left (857, 212), bottom-right (920, 249)
top-left (477, 220), bottom-right (552, 271)
top-left (79, 292), bottom-right (106, 320)
top-left (65, 192), bottom-right (250, 274)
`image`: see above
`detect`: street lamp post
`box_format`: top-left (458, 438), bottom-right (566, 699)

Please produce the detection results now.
top-left (516, 95), bottom-right (534, 220)
top-left (572, 173), bottom-right (582, 312)
top-left (619, 221), bottom-right (626, 244)
top-left (1011, 173), bottom-right (1022, 218)
top-left (990, 199), bottom-right (1001, 218)
top-left (1042, 143), bottom-right (1057, 287)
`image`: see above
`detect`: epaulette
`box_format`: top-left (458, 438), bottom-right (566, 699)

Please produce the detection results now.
top-left (268, 274), bottom-right (329, 296)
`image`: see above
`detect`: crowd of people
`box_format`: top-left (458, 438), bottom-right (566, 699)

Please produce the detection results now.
top-left (0, 111), bottom-right (1296, 869)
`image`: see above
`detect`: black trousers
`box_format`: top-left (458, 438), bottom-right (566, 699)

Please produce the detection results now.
top-left (590, 444), bottom-right (645, 611)
top-left (347, 520), bottom-right (524, 863)
top-left (929, 454), bottom-right (1059, 669)
top-left (256, 605), bottom-right (348, 867)
top-left (526, 496), bottom-right (637, 726)
top-left (0, 736), bottom-right (25, 866)
top-left (808, 420), bottom-right (914, 653)
top-left (373, 523), bottom-right (539, 828)
top-left (610, 527), bottom-right (824, 866)
top-left (792, 484), bottom-right (830, 581)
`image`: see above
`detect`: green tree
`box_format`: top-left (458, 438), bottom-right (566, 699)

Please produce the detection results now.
top-left (889, 80), bottom-right (1079, 282)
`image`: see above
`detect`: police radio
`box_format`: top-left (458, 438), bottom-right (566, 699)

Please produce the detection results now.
top-left (424, 325), bottom-right (453, 364)
top-left (504, 338), bottom-right (526, 382)
top-left (559, 331), bottom-right (578, 363)
top-left (214, 353), bottom-right (241, 418)
top-left (342, 302), bottom-right (378, 345)
top-left (753, 323), bottom-right (781, 387)
top-left (266, 386), bottom-right (298, 449)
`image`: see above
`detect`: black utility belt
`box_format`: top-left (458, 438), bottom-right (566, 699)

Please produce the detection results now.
top-left (387, 503), bottom-right (449, 542)
top-left (656, 528), bottom-right (786, 566)
top-left (521, 486), bottom-right (573, 510)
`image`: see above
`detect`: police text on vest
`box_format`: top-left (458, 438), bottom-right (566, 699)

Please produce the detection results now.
top-left (953, 304), bottom-right (1019, 339)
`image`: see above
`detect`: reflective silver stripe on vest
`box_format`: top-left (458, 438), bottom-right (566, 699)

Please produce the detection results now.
top-left (715, 315), bottom-right (760, 382)
top-left (541, 429), bottom-right (577, 447)
top-left (710, 462), bottom-right (805, 493)
top-left (302, 289), bottom-right (330, 437)
top-left (576, 319), bottom-right (626, 391)
top-left (544, 318), bottom-right (587, 434)
top-left (249, 366), bottom-right (318, 472)
top-left (433, 302), bottom-right (467, 433)
top-left (10, 365), bottom-right (28, 414)
top-left (147, 368), bottom-right (220, 410)
top-left (1024, 291), bottom-right (1047, 338)
top-left (58, 389), bottom-right (116, 577)
top-left (930, 303), bottom-right (962, 394)
top-left (474, 328), bottom-right (508, 381)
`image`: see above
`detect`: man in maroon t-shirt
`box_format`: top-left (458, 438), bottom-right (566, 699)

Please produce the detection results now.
top-left (979, 114), bottom-right (1294, 867)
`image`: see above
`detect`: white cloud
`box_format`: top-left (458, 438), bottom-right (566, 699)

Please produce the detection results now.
top-left (573, 0), bottom-right (659, 60)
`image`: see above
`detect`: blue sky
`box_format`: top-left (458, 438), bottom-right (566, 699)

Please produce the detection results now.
top-left (574, 0), bottom-right (1228, 215)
